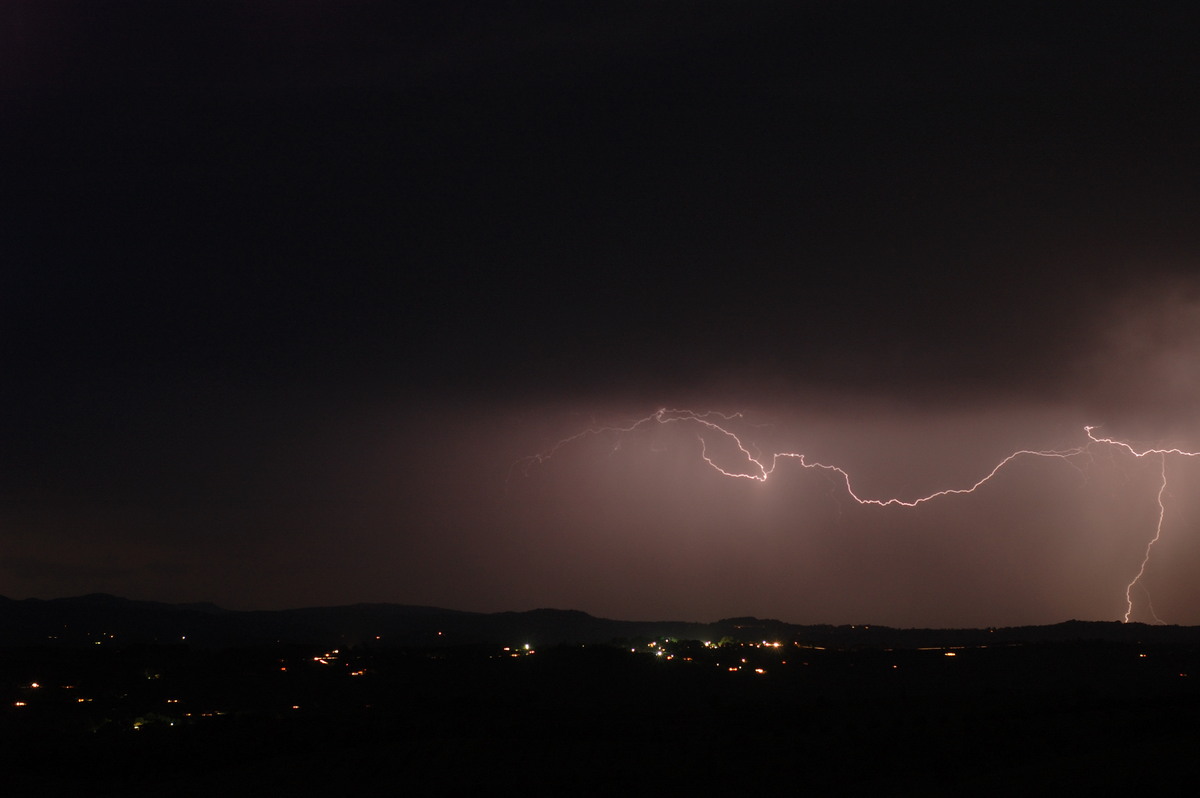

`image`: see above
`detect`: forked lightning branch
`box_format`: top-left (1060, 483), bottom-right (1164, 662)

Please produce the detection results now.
top-left (515, 408), bottom-right (1200, 624)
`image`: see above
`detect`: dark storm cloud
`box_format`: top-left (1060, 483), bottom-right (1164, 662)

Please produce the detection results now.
top-left (1069, 274), bottom-right (1200, 433)
top-left (5, 2), bottom-right (1200, 624)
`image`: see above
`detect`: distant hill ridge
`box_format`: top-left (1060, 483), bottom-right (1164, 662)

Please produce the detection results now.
top-left (2, 594), bottom-right (1199, 649)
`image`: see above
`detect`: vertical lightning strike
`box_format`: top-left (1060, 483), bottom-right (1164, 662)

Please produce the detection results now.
top-left (1124, 455), bottom-right (1168, 624)
top-left (516, 409), bottom-right (1200, 623)
top-left (1082, 426), bottom-right (1200, 624)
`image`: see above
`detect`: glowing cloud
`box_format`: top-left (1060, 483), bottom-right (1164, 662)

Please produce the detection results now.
top-left (516, 408), bottom-right (1200, 624)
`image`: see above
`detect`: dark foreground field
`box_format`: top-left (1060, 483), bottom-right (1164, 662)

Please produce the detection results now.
top-left (4, 635), bottom-right (1199, 796)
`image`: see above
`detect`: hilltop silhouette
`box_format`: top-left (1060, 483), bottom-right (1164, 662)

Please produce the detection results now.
top-left (4, 593), bottom-right (1199, 649)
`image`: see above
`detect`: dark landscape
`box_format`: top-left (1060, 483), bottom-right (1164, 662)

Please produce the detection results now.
top-left (4, 594), bottom-right (1200, 795)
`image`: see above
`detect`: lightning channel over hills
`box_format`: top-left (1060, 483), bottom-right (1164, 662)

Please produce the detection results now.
top-left (515, 408), bottom-right (1199, 624)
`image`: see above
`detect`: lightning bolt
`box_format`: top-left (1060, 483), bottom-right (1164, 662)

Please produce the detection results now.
top-left (1083, 426), bottom-right (1200, 623)
top-left (516, 408), bottom-right (1199, 623)
top-left (1123, 454), bottom-right (1168, 624)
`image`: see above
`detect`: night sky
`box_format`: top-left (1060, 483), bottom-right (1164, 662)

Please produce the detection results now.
top-left (7, 1), bottom-right (1200, 626)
